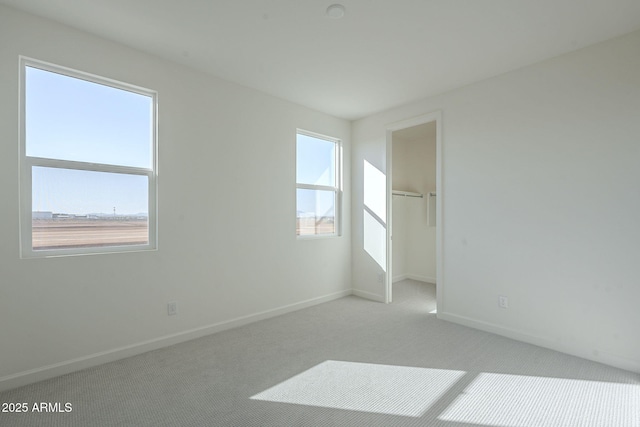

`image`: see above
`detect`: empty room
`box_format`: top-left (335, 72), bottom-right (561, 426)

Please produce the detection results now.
top-left (0, 1), bottom-right (639, 426)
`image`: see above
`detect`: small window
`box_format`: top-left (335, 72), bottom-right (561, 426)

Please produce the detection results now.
top-left (19, 57), bottom-right (157, 257)
top-left (296, 130), bottom-right (341, 237)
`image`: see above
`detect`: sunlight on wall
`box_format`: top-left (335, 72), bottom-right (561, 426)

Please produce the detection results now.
top-left (251, 360), bottom-right (466, 417)
top-left (438, 372), bottom-right (640, 426)
top-left (363, 160), bottom-right (386, 222)
top-left (364, 209), bottom-right (386, 270)
top-left (363, 160), bottom-right (387, 270)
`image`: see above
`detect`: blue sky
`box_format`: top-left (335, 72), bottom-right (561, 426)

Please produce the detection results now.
top-left (296, 133), bottom-right (336, 187)
top-left (32, 167), bottom-right (148, 215)
top-left (26, 66), bottom-right (152, 215)
top-left (296, 133), bottom-right (337, 217)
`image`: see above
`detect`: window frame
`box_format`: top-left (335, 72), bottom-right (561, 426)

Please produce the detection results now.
top-left (19, 56), bottom-right (158, 258)
top-left (295, 129), bottom-right (342, 239)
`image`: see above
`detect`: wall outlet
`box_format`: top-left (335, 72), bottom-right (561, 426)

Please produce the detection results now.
top-left (167, 301), bottom-right (178, 316)
top-left (498, 296), bottom-right (509, 309)
top-left (377, 273), bottom-right (385, 284)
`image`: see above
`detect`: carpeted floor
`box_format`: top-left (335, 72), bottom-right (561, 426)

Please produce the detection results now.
top-left (0, 280), bottom-right (638, 426)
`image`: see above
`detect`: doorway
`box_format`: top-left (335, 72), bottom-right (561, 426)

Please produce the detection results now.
top-left (385, 112), bottom-right (442, 311)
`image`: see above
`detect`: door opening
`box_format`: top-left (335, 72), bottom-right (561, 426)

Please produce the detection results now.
top-left (385, 112), bottom-right (442, 313)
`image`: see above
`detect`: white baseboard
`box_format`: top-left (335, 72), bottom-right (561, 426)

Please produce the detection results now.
top-left (393, 274), bottom-right (436, 284)
top-left (438, 311), bottom-right (640, 374)
top-left (352, 289), bottom-right (385, 303)
top-left (0, 289), bottom-right (352, 392)
top-left (407, 274), bottom-right (436, 284)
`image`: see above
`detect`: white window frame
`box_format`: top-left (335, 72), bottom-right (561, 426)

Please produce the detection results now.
top-left (295, 129), bottom-right (342, 239)
top-left (19, 56), bottom-right (158, 258)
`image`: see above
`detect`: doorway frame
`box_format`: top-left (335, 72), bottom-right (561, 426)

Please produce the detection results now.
top-left (385, 111), bottom-right (443, 311)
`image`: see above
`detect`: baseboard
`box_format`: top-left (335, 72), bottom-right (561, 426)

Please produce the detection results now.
top-left (392, 274), bottom-right (408, 283)
top-left (0, 289), bottom-right (352, 393)
top-left (406, 274), bottom-right (436, 284)
top-left (352, 289), bottom-right (385, 303)
top-left (393, 274), bottom-right (436, 284)
top-left (438, 311), bottom-right (640, 374)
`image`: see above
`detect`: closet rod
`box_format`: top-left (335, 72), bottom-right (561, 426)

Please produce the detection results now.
top-left (392, 190), bottom-right (423, 198)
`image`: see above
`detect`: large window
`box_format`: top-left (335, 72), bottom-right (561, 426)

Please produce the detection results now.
top-left (19, 57), bottom-right (157, 257)
top-left (296, 130), bottom-right (341, 237)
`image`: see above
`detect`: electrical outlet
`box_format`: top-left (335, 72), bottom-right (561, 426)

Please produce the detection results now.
top-left (167, 301), bottom-right (178, 316)
top-left (498, 296), bottom-right (509, 309)
top-left (377, 273), bottom-right (385, 284)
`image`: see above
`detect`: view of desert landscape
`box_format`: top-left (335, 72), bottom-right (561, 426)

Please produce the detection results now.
top-left (33, 216), bottom-right (330, 248)
top-left (296, 217), bottom-right (335, 236)
top-left (32, 218), bottom-right (148, 250)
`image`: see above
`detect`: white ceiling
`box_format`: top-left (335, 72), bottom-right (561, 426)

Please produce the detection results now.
top-left (3, 0), bottom-right (640, 120)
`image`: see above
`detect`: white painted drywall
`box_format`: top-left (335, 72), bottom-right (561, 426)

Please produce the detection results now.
top-left (391, 196), bottom-right (408, 280)
top-left (392, 125), bottom-right (437, 284)
top-left (352, 30), bottom-right (640, 373)
top-left (0, 5), bottom-right (351, 389)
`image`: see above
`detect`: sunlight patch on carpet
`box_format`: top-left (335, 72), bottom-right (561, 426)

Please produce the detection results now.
top-left (251, 360), bottom-right (465, 417)
top-left (438, 372), bottom-right (640, 426)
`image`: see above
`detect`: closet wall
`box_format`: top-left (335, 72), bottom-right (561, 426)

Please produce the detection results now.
top-left (392, 122), bottom-right (437, 283)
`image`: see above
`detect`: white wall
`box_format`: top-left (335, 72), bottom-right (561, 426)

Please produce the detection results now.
top-left (352, 30), bottom-right (640, 373)
top-left (391, 198), bottom-right (408, 280)
top-left (0, 5), bottom-right (351, 390)
top-left (392, 127), bottom-right (437, 284)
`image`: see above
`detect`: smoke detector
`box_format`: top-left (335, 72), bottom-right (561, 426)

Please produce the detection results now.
top-left (326, 4), bottom-right (346, 19)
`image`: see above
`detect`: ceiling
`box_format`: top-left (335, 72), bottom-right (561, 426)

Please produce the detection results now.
top-left (2, 0), bottom-right (640, 120)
